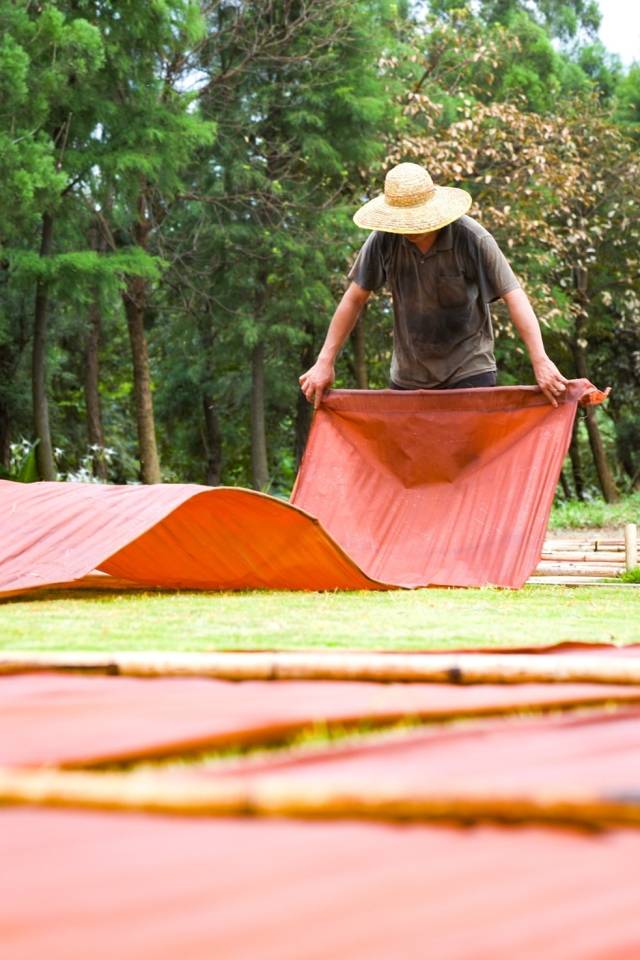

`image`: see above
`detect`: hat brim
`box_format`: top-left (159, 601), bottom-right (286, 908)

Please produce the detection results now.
top-left (353, 185), bottom-right (472, 234)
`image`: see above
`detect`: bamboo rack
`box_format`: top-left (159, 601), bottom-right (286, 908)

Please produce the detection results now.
top-left (3, 650), bottom-right (640, 685)
top-left (534, 526), bottom-right (639, 582)
top-left (0, 765), bottom-right (638, 830)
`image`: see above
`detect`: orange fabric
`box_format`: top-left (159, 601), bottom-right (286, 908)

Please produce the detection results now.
top-left (0, 483), bottom-right (376, 595)
top-left (0, 380), bottom-right (603, 595)
top-left (3, 808), bottom-right (640, 959)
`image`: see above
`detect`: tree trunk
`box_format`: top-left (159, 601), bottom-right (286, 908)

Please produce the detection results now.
top-left (197, 308), bottom-right (222, 486)
top-left (568, 419), bottom-right (585, 501)
top-left (84, 291), bottom-right (108, 481)
top-left (32, 212), bottom-right (56, 480)
top-left (84, 224), bottom-right (108, 480)
top-left (122, 275), bottom-right (161, 484)
top-left (559, 469), bottom-right (571, 500)
top-left (0, 403), bottom-right (9, 468)
top-left (572, 338), bottom-right (619, 503)
top-left (250, 340), bottom-right (269, 490)
top-left (582, 405), bottom-right (620, 503)
top-left (202, 392), bottom-right (222, 486)
top-left (352, 305), bottom-right (369, 389)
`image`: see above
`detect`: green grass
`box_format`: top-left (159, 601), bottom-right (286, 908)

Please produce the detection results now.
top-left (549, 491), bottom-right (640, 530)
top-left (620, 567), bottom-right (640, 584)
top-left (0, 585), bottom-right (638, 651)
top-left (97, 718), bottom-right (425, 772)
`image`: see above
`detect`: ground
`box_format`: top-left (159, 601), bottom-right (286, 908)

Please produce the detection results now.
top-left (0, 584), bottom-right (637, 650)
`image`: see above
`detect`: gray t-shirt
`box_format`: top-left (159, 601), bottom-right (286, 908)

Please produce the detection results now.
top-left (348, 215), bottom-right (520, 388)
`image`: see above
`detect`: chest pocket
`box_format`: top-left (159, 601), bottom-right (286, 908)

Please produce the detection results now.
top-left (437, 271), bottom-right (470, 309)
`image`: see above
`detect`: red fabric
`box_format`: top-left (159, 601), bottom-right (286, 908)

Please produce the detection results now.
top-left (0, 380), bottom-right (603, 594)
top-left (292, 381), bottom-right (602, 587)
top-left (2, 808), bottom-right (640, 959)
top-left (5, 672), bottom-right (640, 767)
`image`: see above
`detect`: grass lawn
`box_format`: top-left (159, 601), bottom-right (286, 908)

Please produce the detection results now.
top-left (0, 585), bottom-right (638, 651)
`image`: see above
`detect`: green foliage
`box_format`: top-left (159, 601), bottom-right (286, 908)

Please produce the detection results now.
top-left (476, 0), bottom-right (600, 40)
top-left (0, 439), bottom-right (40, 482)
top-left (615, 64), bottom-right (640, 132)
top-left (8, 248), bottom-right (165, 288)
top-left (0, 1), bottom-right (103, 240)
top-left (549, 492), bottom-right (640, 529)
top-left (15, 441), bottom-right (40, 482)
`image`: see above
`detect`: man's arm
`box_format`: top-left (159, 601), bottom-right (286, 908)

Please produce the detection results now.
top-left (299, 282), bottom-right (371, 409)
top-left (502, 287), bottom-right (568, 407)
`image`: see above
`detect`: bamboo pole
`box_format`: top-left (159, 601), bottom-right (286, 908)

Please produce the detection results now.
top-left (543, 540), bottom-right (632, 553)
top-left (0, 766), bottom-right (639, 830)
top-left (540, 552), bottom-right (625, 563)
top-left (543, 542), bottom-right (624, 551)
top-left (2, 650), bottom-right (640, 685)
top-left (534, 564), bottom-right (624, 578)
top-left (625, 524), bottom-right (638, 572)
top-left (527, 578), bottom-right (638, 587)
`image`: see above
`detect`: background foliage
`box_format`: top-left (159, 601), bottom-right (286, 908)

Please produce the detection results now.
top-left (0, 0), bottom-right (638, 501)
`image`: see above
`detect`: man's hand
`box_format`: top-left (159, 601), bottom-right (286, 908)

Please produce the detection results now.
top-left (299, 358), bottom-right (335, 409)
top-left (299, 283), bottom-right (370, 408)
top-left (502, 289), bottom-right (569, 407)
top-left (532, 355), bottom-right (569, 407)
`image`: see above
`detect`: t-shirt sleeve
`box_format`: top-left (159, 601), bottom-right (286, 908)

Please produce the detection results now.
top-left (347, 231), bottom-right (387, 292)
top-left (470, 234), bottom-right (521, 303)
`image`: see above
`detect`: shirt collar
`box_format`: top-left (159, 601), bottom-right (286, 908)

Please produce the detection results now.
top-left (400, 222), bottom-right (454, 258)
top-left (437, 223), bottom-right (454, 251)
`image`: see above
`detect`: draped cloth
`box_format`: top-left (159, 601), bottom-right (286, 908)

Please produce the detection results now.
top-left (0, 380), bottom-right (604, 596)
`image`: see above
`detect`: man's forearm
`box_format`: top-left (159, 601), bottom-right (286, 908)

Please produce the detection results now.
top-left (503, 287), bottom-right (547, 362)
top-left (318, 285), bottom-right (370, 364)
top-left (503, 287), bottom-right (568, 406)
top-left (299, 282), bottom-right (371, 407)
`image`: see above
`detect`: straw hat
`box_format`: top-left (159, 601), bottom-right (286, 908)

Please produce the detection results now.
top-left (353, 162), bottom-right (472, 234)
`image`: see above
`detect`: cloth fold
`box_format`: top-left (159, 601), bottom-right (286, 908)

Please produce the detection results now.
top-left (0, 380), bottom-right (604, 595)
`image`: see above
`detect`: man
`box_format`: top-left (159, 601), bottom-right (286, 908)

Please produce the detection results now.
top-left (299, 162), bottom-right (568, 408)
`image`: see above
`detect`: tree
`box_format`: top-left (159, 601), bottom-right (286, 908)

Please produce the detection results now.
top-left (1, 0), bottom-right (636, 500)
top-left (0, 2), bottom-right (104, 479)
top-left (474, 0), bottom-right (601, 41)
top-left (157, 0), bottom-right (403, 489)
top-left (86, 0), bottom-right (214, 483)
top-left (388, 14), bottom-right (639, 498)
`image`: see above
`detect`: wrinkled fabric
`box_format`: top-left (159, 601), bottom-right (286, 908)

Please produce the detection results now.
top-left (292, 380), bottom-right (605, 587)
top-left (0, 380), bottom-right (604, 595)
